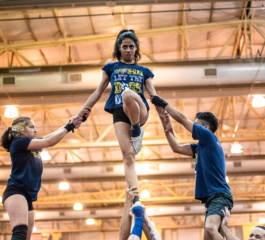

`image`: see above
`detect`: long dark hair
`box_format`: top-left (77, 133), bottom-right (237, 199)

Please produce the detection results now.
top-left (1, 116), bottom-right (31, 152)
top-left (112, 29), bottom-right (141, 62)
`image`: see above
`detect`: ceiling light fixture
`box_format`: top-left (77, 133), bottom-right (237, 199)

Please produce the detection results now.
top-left (59, 182), bottom-right (69, 190)
top-left (252, 95), bottom-right (265, 108)
top-left (231, 142), bottom-right (243, 154)
top-left (40, 150), bottom-right (51, 161)
top-left (74, 203), bottom-right (83, 211)
top-left (86, 219), bottom-right (95, 225)
top-left (226, 176), bottom-right (229, 183)
top-left (259, 218), bottom-right (265, 224)
top-left (4, 106), bottom-right (18, 118)
top-left (141, 190), bottom-right (150, 199)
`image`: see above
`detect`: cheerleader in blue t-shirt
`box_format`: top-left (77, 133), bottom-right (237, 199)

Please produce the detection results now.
top-left (71, 30), bottom-right (169, 203)
top-left (0, 114), bottom-right (87, 240)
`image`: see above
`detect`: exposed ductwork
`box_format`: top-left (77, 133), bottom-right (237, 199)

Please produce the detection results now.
top-left (0, 59), bottom-right (264, 105)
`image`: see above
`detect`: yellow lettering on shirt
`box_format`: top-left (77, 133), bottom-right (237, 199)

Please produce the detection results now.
top-left (31, 150), bottom-right (41, 159)
top-left (114, 82), bottom-right (122, 94)
top-left (114, 68), bottom-right (143, 76)
top-left (129, 82), bottom-right (142, 94)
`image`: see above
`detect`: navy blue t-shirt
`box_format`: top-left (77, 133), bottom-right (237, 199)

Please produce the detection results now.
top-left (190, 123), bottom-right (231, 201)
top-left (7, 137), bottom-right (43, 201)
top-left (102, 62), bottom-right (154, 113)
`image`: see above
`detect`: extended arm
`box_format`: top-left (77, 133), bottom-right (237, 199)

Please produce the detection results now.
top-left (145, 78), bottom-right (157, 97)
top-left (152, 96), bottom-right (193, 133)
top-left (142, 206), bottom-right (162, 240)
top-left (220, 207), bottom-right (240, 240)
top-left (76, 71), bottom-right (109, 118)
top-left (164, 105), bottom-right (193, 133)
top-left (166, 132), bottom-right (193, 156)
top-left (27, 118), bottom-right (82, 150)
top-left (119, 186), bottom-right (139, 240)
top-left (128, 205), bottom-right (144, 240)
top-left (157, 107), bottom-right (193, 156)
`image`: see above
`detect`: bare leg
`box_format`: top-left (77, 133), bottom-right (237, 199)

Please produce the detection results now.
top-left (204, 215), bottom-right (223, 240)
top-left (4, 194), bottom-right (29, 229)
top-left (122, 89), bottom-right (148, 126)
top-left (114, 122), bottom-right (138, 188)
top-left (26, 211), bottom-right (34, 240)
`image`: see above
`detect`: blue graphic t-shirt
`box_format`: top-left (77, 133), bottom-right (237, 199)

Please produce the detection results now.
top-left (102, 62), bottom-right (154, 113)
top-left (7, 137), bottom-right (43, 201)
top-left (190, 123), bottom-right (231, 201)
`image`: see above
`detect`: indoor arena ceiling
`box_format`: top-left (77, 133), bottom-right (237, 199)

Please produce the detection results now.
top-left (0, 0), bottom-right (265, 236)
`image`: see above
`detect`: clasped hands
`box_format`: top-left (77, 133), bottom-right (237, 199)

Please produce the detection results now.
top-left (69, 107), bottom-right (91, 129)
top-left (150, 95), bottom-right (174, 136)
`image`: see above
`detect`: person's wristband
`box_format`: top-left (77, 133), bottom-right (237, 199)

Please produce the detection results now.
top-left (131, 206), bottom-right (144, 238)
top-left (152, 95), bottom-right (168, 109)
top-left (82, 115), bottom-right (87, 122)
top-left (64, 121), bottom-right (75, 132)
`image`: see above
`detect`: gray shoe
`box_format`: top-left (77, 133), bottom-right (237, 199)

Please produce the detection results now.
top-left (131, 128), bottom-right (144, 155)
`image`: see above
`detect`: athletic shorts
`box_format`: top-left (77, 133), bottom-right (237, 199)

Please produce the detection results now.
top-left (112, 107), bottom-right (148, 126)
top-left (2, 185), bottom-right (34, 211)
top-left (204, 192), bottom-right (233, 222)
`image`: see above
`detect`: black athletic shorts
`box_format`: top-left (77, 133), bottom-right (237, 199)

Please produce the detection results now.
top-left (112, 107), bottom-right (148, 126)
top-left (2, 185), bottom-right (34, 211)
top-left (204, 192), bottom-right (233, 223)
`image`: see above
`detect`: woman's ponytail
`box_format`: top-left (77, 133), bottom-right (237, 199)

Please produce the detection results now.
top-left (1, 127), bottom-right (16, 152)
top-left (1, 116), bottom-right (31, 152)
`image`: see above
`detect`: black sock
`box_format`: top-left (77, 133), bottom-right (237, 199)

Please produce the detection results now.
top-left (131, 123), bottom-right (141, 138)
top-left (11, 225), bottom-right (28, 240)
top-left (133, 196), bottom-right (140, 204)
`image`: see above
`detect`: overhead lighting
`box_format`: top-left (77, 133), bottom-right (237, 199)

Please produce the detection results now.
top-left (259, 218), bottom-right (265, 224)
top-left (0, 196), bottom-right (2, 203)
top-left (231, 142), bottom-right (243, 154)
top-left (40, 150), bottom-right (51, 161)
top-left (226, 176), bottom-right (229, 183)
top-left (74, 203), bottom-right (83, 211)
top-left (86, 219), bottom-right (95, 225)
top-left (135, 164), bottom-right (149, 174)
top-left (59, 182), bottom-right (69, 190)
top-left (4, 106), bottom-right (18, 118)
top-left (147, 208), bottom-right (154, 216)
top-left (141, 190), bottom-right (150, 199)
top-left (32, 226), bottom-right (37, 232)
top-left (252, 95), bottom-right (265, 108)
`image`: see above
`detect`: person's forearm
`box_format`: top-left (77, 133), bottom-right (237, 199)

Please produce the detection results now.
top-left (166, 132), bottom-right (180, 153)
top-left (77, 91), bottom-right (101, 117)
top-left (119, 199), bottom-right (132, 240)
top-left (144, 218), bottom-right (162, 240)
top-left (165, 105), bottom-right (188, 125)
top-left (145, 78), bottom-right (157, 97)
top-left (43, 126), bottom-right (65, 139)
top-left (143, 223), bottom-right (153, 240)
top-left (46, 128), bottom-right (68, 146)
top-left (220, 226), bottom-right (240, 240)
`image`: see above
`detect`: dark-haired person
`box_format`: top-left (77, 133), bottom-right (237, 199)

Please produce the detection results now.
top-left (151, 96), bottom-right (233, 240)
top-left (221, 206), bottom-right (264, 240)
top-left (0, 113), bottom-right (86, 240)
top-left (71, 30), bottom-right (158, 202)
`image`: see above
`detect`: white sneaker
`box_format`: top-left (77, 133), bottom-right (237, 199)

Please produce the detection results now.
top-left (131, 128), bottom-right (144, 155)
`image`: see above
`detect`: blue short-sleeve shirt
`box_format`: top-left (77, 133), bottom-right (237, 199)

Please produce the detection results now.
top-left (190, 123), bottom-right (231, 201)
top-left (102, 62), bottom-right (154, 113)
top-left (7, 137), bottom-right (43, 201)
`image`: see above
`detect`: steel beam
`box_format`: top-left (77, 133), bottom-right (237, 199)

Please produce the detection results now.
top-left (0, 0), bottom-right (256, 11)
top-left (0, 20), bottom-right (264, 51)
